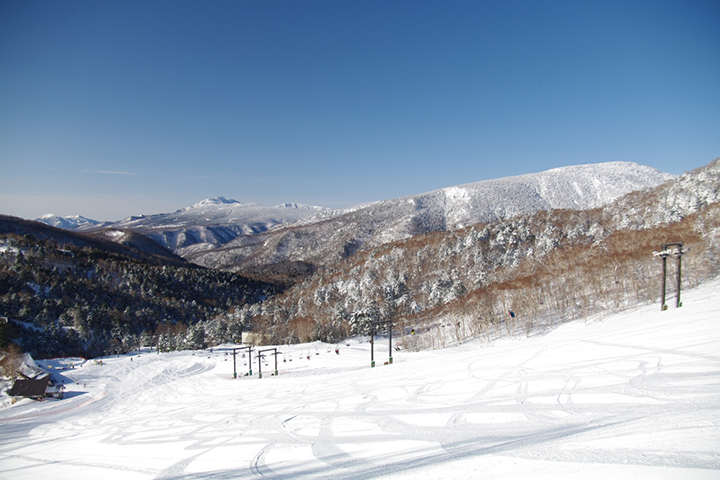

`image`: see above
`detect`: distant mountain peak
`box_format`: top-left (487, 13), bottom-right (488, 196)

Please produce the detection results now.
top-left (35, 214), bottom-right (101, 230)
top-left (273, 203), bottom-right (325, 211)
top-left (190, 197), bottom-right (241, 208)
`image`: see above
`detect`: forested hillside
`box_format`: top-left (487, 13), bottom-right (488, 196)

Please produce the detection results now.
top-left (237, 159), bottom-right (720, 347)
top-left (0, 232), bottom-right (277, 358)
top-left (2, 160), bottom-right (718, 358)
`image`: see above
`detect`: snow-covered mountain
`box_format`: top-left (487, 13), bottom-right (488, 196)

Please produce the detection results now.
top-left (35, 214), bottom-right (102, 230)
top-left (114, 197), bottom-right (325, 229)
top-left (435, 161), bottom-right (675, 229)
top-left (35, 162), bottom-right (674, 271)
top-left (188, 162), bottom-right (675, 273)
top-left (40, 197), bottom-right (328, 252)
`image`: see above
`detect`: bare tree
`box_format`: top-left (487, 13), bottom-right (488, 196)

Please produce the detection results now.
top-left (0, 344), bottom-right (24, 382)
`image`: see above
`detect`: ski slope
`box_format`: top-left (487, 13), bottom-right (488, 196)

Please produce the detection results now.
top-left (1, 281), bottom-right (719, 479)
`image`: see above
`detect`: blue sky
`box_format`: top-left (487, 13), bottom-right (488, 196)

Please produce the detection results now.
top-left (1, 0), bottom-right (719, 221)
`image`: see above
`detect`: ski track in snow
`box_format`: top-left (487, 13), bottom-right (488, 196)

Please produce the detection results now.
top-left (1, 282), bottom-right (720, 479)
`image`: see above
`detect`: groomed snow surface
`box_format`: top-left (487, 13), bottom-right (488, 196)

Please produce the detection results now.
top-left (1, 282), bottom-right (719, 479)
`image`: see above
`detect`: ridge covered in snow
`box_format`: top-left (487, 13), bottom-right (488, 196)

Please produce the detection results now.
top-left (188, 161), bottom-right (675, 272)
top-left (114, 197), bottom-right (326, 229)
top-left (182, 196), bottom-right (241, 209)
top-left (57, 197), bottom-right (329, 252)
top-left (35, 214), bottom-right (102, 230)
top-left (35, 162), bottom-right (674, 261)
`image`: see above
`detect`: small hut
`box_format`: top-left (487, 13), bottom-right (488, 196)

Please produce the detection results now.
top-left (8, 376), bottom-right (51, 400)
top-left (4, 352), bottom-right (65, 400)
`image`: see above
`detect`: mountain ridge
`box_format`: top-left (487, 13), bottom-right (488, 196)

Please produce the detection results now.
top-left (36, 214), bottom-right (102, 230)
top-left (33, 161), bottom-right (675, 278)
top-left (186, 161), bottom-right (675, 276)
top-left (236, 157), bottom-right (720, 345)
top-left (37, 199), bottom-right (329, 253)
top-left (0, 214), bottom-right (188, 268)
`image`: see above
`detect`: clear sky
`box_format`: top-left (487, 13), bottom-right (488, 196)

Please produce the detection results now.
top-left (1, 0), bottom-right (719, 221)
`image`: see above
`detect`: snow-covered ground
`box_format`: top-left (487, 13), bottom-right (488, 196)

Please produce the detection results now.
top-left (1, 281), bottom-right (719, 479)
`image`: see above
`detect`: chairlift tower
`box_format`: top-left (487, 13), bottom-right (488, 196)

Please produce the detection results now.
top-left (232, 346), bottom-right (253, 378)
top-left (653, 242), bottom-right (687, 310)
top-left (370, 320), bottom-right (393, 368)
top-left (257, 348), bottom-right (280, 378)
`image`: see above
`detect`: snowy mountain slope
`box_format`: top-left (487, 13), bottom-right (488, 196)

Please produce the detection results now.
top-left (35, 214), bottom-right (102, 230)
top-left (124, 196), bottom-right (325, 228)
top-left (244, 158), bottom-right (719, 341)
top-left (88, 228), bottom-right (191, 260)
top-left (2, 279), bottom-right (718, 479)
top-left (424, 161), bottom-right (675, 230)
top-left (0, 214), bottom-right (188, 267)
top-left (81, 197), bottom-right (327, 252)
top-left (604, 157), bottom-right (720, 230)
top-left (107, 198), bottom-right (327, 251)
top-left (188, 162), bottom-right (674, 273)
